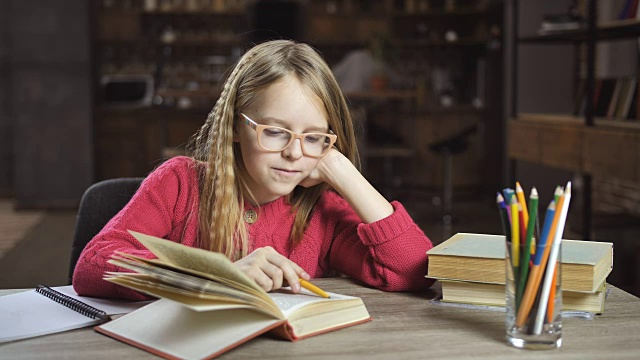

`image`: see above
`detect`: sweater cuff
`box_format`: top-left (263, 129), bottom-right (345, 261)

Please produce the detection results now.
top-left (356, 201), bottom-right (416, 245)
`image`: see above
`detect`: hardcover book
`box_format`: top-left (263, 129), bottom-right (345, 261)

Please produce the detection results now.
top-left (439, 279), bottom-right (607, 314)
top-left (426, 233), bottom-right (613, 293)
top-left (96, 231), bottom-right (371, 360)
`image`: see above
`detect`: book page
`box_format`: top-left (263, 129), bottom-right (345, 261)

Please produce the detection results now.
top-left (106, 275), bottom-right (281, 318)
top-left (106, 255), bottom-right (283, 316)
top-left (129, 231), bottom-right (261, 291)
top-left (268, 289), bottom-right (370, 339)
top-left (109, 255), bottom-right (260, 302)
top-left (96, 299), bottom-right (282, 360)
top-left (268, 288), bottom-right (358, 317)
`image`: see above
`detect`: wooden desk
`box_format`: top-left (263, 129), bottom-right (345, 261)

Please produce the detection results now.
top-left (1, 278), bottom-right (639, 359)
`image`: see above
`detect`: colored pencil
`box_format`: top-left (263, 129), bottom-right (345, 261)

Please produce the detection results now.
top-left (503, 188), bottom-right (515, 206)
top-left (497, 192), bottom-right (517, 282)
top-left (533, 200), bottom-right (556, 265)
top-left (510, 197), bottom-right (520, 269)
top-left (299, 279), bottom-right (330, 298)
top-left (516, 194), bottom-right (564, 328)
top-left (519, 206), bottom-right (526, 252)
top-left (547, 264), bottom-right (559, 324)
top-left (499, 191), bottom-right (511, 223)
top-left (553, 186), bottom-right (563, 203)
top-left (517, 187), bottom-right (538, 307)
top-left (515, 182), bottom-right (529, 226)
top-left (533, 182), bottom-right (571, 335)
top-left (497, 193), bottom-right (511, 242)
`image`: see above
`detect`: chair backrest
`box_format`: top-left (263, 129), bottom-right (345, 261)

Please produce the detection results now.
top-left (68, 177), bottom-right (144, 284)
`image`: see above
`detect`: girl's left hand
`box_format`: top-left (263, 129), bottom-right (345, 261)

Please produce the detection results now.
top-left (299, 146), bottom-right (395, 224)
top-left (298, 148), bottom-right (347, 188)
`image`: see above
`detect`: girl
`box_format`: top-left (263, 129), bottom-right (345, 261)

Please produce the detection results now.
top-left (73, 40), bottom-right (434, 300)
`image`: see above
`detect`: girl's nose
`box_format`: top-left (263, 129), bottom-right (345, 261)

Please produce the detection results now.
top-left (282, 138), bottom-right (304, 160)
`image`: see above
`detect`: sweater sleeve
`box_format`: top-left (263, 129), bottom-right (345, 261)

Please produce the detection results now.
top-left (72, 156), bottom-right (199, 300)
top-left (324, 194), bottom-right (435, 291)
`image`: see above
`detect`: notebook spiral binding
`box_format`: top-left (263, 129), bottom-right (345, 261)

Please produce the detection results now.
top-left (36, 285), bottom-right (109, 322)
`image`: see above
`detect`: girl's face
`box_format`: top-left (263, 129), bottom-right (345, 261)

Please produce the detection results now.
top-left (236, 75), bottom-right (329, 205)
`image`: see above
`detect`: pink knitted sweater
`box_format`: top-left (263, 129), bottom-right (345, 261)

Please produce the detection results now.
top-left (72, 156), bottom-right (434, 300)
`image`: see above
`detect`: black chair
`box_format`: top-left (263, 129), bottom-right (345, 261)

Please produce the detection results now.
top-left (429, 124), bottom-right (478, 239)
top-left (68, 178), bottom-right (144, 284)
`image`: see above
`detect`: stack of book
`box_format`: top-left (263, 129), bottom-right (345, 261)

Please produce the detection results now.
top-left (426, 233), bottom-right (613, 313)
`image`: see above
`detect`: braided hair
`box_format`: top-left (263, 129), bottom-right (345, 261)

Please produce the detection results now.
top-left (187, 40), bottom-right (359, 261)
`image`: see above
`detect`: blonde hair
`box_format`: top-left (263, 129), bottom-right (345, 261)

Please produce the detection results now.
top-left (188, 40), bottom-right (359, 261)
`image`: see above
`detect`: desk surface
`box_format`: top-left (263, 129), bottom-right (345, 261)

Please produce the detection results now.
top-left (1, 278), bottom-right (639, 360)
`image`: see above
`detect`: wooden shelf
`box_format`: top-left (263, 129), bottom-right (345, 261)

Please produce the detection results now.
top-left (344, 90), bottom-right (417, 101)
top-left (508, 114), bottom-right (640, 182)
top-left (308, 40), bottom-right (367, 48)
top-left (519, 19), bottom-right (640, 43)
top-left (100, 8), bottom-right (245, 16)
top-left (306, 12), bottom-right (386, 19)
top-left (155, 87), bottom-right (221, 99)
top-left (398, 38), bottom-right (488, 47)
top-left (516, 113), bottom-right (584, 124)
top-left (516, 113), bottom-right (640, 129)
top-left (141, 10), bottom-right (246, 16)
top-left (392, 8), bottom-right (489, 18)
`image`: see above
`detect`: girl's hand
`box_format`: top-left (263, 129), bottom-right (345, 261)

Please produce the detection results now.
top-left (300, 147), bottom-right (395, 224)
top-left (298, 148), bottom-right (347, 188)
top-left (233, 246), bottom-right (311, 292)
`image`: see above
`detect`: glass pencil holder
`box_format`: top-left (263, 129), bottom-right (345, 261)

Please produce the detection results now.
top-left (505, 240), bottom-right (562, 350)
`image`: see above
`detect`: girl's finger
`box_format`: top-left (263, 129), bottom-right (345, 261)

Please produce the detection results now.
top-left (260, 261), bottom-right (284, 290)
top-left (251, 269), bottom-right (274, 292)
top-left (265, 252), bottom-right (308, 293)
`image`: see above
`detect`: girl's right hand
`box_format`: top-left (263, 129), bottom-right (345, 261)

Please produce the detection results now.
top-left (233, 246), bottom-right (310, 293)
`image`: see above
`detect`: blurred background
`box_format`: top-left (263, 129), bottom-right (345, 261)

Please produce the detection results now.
top-left (1, 0), bottom-right (639, 297)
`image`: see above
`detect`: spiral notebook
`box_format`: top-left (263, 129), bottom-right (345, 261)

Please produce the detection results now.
top-left (0, 285), bottom-right (152, 343)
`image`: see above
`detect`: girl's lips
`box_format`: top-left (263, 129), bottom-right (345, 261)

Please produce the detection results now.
top-left (273, 168), bottom-right (300, 177)
top-left (274, 167), bottom-right (298, 173)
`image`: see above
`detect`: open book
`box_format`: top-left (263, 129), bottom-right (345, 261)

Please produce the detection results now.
top-left (96, 230), bottom-right (371, 359)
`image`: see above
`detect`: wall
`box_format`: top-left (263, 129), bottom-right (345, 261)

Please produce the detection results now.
top-left (0, 6), bottom-right (12, 196)
top-left (7, 0), bottom-right (94, 208)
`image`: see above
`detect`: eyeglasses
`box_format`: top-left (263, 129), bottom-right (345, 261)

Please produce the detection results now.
top-left (240, 113), bottom-right (337, 158)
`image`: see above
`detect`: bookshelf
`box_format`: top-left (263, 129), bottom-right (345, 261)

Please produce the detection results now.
top-left (508, 0), bottom-right (640, 241)
top-left (303, 0), bottom-right (504, 192)
top-left (92, 0), bottom-right (504, 194)
top-left (93, 0), bottom-right (250, 180)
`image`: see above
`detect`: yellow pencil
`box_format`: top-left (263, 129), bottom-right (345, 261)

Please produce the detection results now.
top-left (510, 197), bottom-right (520, 268)
top-left (515, 182), bottom-right (529, 226)
top-left (299, 279), bottom-right (330, 298)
